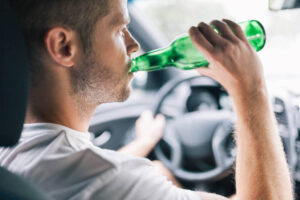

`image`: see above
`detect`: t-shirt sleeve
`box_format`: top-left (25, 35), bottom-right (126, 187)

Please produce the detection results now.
top-left (91, 158), bottom-right (201, 200)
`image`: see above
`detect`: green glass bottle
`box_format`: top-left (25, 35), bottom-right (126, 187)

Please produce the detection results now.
top-left (130, 20), bottom-right (265, 73)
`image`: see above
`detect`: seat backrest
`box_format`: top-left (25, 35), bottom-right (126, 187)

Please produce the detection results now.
top-left (0, 167), bottom-right (51, 200)
top-left (0, 0), bottom-right (50, 199)
top-left (0, 0), bottom-right (28, 147)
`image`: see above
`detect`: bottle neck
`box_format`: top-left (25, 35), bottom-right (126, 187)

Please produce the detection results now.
top-left (131, 45), bottom-right (173, 72)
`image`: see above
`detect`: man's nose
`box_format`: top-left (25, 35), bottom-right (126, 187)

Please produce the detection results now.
top-left (126, 31), bottom-right (140, 54)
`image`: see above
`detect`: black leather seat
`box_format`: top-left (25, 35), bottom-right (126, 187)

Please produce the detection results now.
top-left (0, 0), bottom-right (50, 199)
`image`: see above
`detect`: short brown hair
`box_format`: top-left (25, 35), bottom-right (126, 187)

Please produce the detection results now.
top-left (8, 0), bottom-right (110, 85)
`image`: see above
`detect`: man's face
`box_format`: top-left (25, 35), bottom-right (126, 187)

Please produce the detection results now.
top-left (71, 0), bottom-right (139, 105)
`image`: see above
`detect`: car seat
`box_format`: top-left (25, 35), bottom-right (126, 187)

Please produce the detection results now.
top-left (0, 0), bottom-right (51, 199)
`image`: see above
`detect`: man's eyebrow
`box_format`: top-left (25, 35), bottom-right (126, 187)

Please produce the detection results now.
top-left (110, 15), bottom-right (130, 27)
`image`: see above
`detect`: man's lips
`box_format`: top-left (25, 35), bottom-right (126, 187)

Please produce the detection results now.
top-left (127, 60), bottom-right (133, 73)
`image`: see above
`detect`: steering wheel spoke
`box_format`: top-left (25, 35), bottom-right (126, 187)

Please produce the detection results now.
top-left (156, 122), bottom-right (182, 170)
top-left (212, 120), bottom-right (236, 169)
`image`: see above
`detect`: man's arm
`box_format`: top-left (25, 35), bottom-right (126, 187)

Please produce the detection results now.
top-left (233, 84), bottom-right (292, 199)
top-left (188, 19), bottom-right (293, 200)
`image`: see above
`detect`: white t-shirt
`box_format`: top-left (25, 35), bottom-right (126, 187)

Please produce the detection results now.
top-left (0, 123), bottom-right (200, 200)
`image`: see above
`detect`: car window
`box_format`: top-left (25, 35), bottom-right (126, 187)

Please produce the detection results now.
top-left (130, 0), bottom-right (300, 92)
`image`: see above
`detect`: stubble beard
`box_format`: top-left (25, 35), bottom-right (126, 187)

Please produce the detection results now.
top-left (70, 53), bottom-right (132, 108)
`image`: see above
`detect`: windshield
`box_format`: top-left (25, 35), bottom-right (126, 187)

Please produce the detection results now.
top-left (131, 0), bottom-right (300, 92)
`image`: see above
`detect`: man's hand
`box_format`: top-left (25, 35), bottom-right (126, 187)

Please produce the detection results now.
top-left (135, 110), bottom-right (165, 147)
top-left (118, 110), bottom-right (165, 157)
top-left (189, 19), bottom-right (265, 98)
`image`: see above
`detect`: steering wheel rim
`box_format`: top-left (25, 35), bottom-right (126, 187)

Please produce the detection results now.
top-left (152, 75), bottom-right (235, 182)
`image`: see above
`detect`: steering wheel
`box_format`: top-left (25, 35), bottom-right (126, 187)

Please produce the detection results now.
top-left (153, 75), bottom-right (236, 182)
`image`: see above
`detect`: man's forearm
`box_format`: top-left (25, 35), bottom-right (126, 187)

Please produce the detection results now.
top-left (233, 87), bottom-right (293, 200)
top-left (118, 139), bottom-right (155, 157)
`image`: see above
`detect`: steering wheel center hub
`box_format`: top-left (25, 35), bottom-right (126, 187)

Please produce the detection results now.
top-left (171, 111), bottom-right (233, 160)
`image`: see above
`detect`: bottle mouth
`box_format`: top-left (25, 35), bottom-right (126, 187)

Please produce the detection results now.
top-left (245, 20), bottom-right (266, 52)
top-left (252, 20), bottom-right (266, 51)
top-left (129, 59), bottom-right (138, 73)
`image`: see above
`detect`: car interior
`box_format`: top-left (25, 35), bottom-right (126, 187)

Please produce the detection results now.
top-left (1, 0), bottom-right (300, 199)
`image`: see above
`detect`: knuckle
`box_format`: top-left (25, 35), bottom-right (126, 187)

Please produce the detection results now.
top-left (234, 25), bottom-right (243, 33)
top-left (236, 40), bottom-right (248, 49)
top-left (230, 39), bottom-right (240, 46)
top-left (221, 42), bottom-right (233, 51)
top-left (213, 48), bottom-right (223, 58)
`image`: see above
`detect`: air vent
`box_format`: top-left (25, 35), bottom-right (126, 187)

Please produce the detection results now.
top-left (93, 130), bottom-right (112, 147)
top-left (274, 97), bottom-right (288, 125)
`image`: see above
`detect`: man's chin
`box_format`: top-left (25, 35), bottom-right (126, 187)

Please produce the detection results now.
top-left (96, 79), bottom-right (133, 104)
top-left (121, 85), bottom-right (132, 102)
top-left (114, 84), bottom-right (132, 103)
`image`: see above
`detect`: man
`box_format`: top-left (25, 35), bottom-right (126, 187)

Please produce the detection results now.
top-left (0, 0), bottom-right (293, 199)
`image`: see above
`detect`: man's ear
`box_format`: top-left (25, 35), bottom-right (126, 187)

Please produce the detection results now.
top-left (44, 27), bottom-right (79, 67)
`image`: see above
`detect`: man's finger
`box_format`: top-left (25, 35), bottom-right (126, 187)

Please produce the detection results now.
top-left (155, 114), bottom-right (165, 121)
top-left (189, 26), bottom-right (213, 57)
top-left (142, 110), bottom-right (153, 120)
top-left (155, 114), bottom-right (166, 127)
top-left (210, 20), bottom-right (239, 43)
top-left (197, 22), bottom-right (226, 47)
top-left (222, 19), bottom-right (247, 42)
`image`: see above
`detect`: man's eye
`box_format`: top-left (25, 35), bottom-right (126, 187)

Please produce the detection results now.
top-left (118, 29), bottom-right (125, 37)
top-left (118, 25), bottom-right (129, 36)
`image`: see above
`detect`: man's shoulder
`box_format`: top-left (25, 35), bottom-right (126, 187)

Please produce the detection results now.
top-left (18, 122), bottom-right (153, 173)
top-left (1, 123), bottom-right (155, 199)
top-left (95, 148), bottom-right (153, 168)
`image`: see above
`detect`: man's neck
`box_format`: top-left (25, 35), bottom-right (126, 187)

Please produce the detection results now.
top-left (25, 86), bottom-right (96, 133)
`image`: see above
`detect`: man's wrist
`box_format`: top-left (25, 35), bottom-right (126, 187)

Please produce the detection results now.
top-left (135, 137), bottom-right (158, 149)
top-left (230, 83), bottom-right (269, 108)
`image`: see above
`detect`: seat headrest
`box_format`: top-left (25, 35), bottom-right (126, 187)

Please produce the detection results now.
top-left (0, 0), bottom-right (29, 147)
